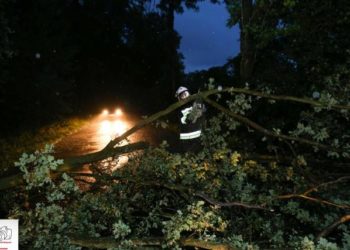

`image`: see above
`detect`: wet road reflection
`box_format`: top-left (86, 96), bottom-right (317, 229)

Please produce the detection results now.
top-left (54, 110), bottom-right (158, 160)
top-left (98, 117), bottom-right (128, 148)
top-left (53, 109), bottom-right (174, 189)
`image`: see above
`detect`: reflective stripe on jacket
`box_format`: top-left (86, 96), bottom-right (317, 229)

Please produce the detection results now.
top-left (180, 130), bottom-right (201, 140)
top-left (178, 101), bottom-right (205, 141)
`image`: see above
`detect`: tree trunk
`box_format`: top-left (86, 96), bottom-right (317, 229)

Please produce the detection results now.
top-left (240, 0), bottom-right (255, 84)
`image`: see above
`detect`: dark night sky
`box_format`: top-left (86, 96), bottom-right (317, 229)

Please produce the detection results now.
top-left (175, 1), bottom-right (240, 73)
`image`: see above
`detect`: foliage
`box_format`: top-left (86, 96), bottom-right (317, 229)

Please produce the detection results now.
top-left (162, 201), bottom-right (227, 246)
top-left (4, 82), bottom-right (350, 249)
top-left (1, 0), bottom-right (350, 249)
top-left (15, 144), bottom-right (63, 189)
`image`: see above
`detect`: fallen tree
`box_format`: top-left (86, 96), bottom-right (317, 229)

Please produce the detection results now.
top-left (1, 87), bottom-right (349, 190)
top-left (2, 86), bottom-right (350, 249)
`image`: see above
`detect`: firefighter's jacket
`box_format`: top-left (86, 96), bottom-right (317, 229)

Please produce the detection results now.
top-left (179, 101), bottom-right (205, 140)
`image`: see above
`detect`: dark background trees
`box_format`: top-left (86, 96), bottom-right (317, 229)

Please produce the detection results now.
top-left (2, 0), bottom-right (350, 135)
top-left (1, 0), bottom-right (187, 136)
top-left (224, 0), bottom-right (350, 93)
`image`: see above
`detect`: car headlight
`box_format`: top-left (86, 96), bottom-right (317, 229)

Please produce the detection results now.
top-left (115, 108), bottom-right (122, 116)
top-left (102, 109), bottom-right (109, 116)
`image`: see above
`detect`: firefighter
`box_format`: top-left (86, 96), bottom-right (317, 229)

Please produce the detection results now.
top-left (175, 86), bottom-right (206, 153)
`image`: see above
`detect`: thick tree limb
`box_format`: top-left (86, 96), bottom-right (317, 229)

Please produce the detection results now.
top-left (303, 176), bottom-right (350, 196)
top-left (60, 141), bottom-right (149, 171)
top-left (103, 87), bottom-right (350, 151)
top-left (316, 214), bottom-right (350, 241)
top-left (214, 87), bottom-right (350, 111)
top-left (278, 194), bottom-right (350, 209)
top-left (0, 141), bottom-right (148, 191)
top-left (102, 89), bottom-right (220, 149)
top-left (278, 176), bottom-right (350, 209)
top-left (68, 235), bottom-right (235, 250)
top-left (203, 97), bottom-right (346, 154)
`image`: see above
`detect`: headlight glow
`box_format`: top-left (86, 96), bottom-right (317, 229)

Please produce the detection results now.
top-left (100, 120), bottom-right (127, 138)
top-left (115, 108), bottom-right (123, 116)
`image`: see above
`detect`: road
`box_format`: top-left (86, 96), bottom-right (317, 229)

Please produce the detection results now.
top-left (54, 110), bottom-right (168, 160)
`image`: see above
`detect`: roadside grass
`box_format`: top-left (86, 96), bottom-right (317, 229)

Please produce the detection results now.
top-left (0, 117), bottom-right (88, 174)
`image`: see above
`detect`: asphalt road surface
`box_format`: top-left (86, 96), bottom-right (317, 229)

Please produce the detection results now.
top-left (54, 110), bottom-right (169, 159)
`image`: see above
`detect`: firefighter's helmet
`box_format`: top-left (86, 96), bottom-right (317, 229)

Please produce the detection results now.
top-left (175, 86), bottom-right (190, 100)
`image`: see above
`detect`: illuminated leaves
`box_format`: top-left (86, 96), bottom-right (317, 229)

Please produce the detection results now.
top-left (162, 201), bottom-right (227, 246)
top-left (15, 144), bottom-right (64, 189)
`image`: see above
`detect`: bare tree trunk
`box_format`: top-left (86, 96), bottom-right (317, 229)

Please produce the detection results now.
top-left (240, 0), bottom-right (255, 84)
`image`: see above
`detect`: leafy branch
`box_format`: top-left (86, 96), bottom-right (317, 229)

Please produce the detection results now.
top-left (316, 215), bottom-right (350, 241)
top-left (278, 176), bottom-right (350, 210)
top-left (203, 96), bottom-right (346, 154)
